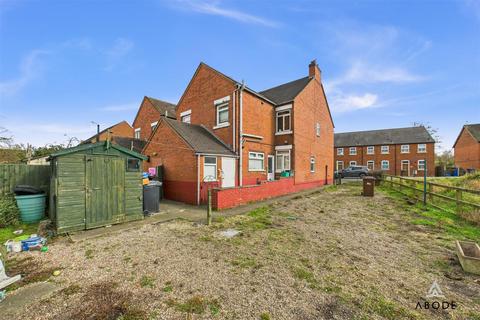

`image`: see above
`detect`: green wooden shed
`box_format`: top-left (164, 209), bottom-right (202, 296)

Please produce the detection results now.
top-left (48, 141), bottom-right (147, 233)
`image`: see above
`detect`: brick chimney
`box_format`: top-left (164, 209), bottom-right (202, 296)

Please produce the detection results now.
top-left (309, 59), bottom-right (321, 82)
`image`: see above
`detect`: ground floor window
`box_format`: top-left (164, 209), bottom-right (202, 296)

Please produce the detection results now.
top-left (248, 152), bottom-right (264, 171)
top-left (203, 156), bottom-right (217, 181)
top-left (418, 160), bottom-right (426, 170)
top-left (336, 161), bottom-right (344, 171)
top-left (349, 161), bottom-right (357, 166)
top-left (310, 156), bottom-right (315, 172)
top-left (367, 161), bottom-right (374, 170)
top-left (276, 150), bottom-right (290, 172)
top-left (381, 160), bottom-right (389, 170)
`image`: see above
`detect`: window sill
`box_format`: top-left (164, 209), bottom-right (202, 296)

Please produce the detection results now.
top-left (381, 153), bottom-right (390, 155)
top-left (275, 131), bottom-right (292, 136)
top-left (248, 169), bottom-right (265, 172)
top-left (417, 151), bottom-right (427, 154)
top-left (401, 152), bottom-right (410, 154)
top-left (213, 123), bottom-right (230, 129)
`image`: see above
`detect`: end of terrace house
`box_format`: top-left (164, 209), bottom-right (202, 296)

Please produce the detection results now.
top-left (141, 60), bottom-right (335, 207)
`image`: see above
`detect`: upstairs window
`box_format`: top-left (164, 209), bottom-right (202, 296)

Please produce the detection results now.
top-left (337, 148), bottom-right (344, 156)
top-left (216, 103), bottom-right (229, 127)
top-left (381, 145), bottom-right (389, 154)
top-left (276, 110), bottom-right (291, 133)
top-left (203, 157), bottom-right (217, 181)
top-left (418, 144), bottom-right (427, 153)
top-left (367, 146), bottom-right (374, 154)
top-left (134, 128), bottom-right (141, 139)
top-left (248, 152), bottom-right (264, 171)
top-left (349, 147), bottom-right (357, 155)
top-left (401, 144), bottom-right (410, 153)
top-left (180, 110), bottom-right (191, 123)
top-left (310, 156), bottom-right (315, 172)
top-left (315, 123), bottom-right (321, 137)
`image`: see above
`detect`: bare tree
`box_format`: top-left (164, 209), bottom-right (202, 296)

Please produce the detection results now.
top-left (412, 121), bottom-right (442, 149)
top-left (0, 127), bottom-right (13, 147)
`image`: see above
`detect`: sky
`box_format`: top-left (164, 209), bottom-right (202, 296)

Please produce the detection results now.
top-left (0, 0), bottom-right (479, 152)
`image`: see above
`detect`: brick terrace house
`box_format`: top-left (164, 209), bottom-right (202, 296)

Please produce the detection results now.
top-left (132, 96), bottom-right (176, 141)
top-left (82, 121), bottom-right (146, 153)
top-left (453, 123), bottom-right (480, 171)
top-left (143, 60), bottom-right (334, 205)
top-left (334, 126), bottom-right (435, 177)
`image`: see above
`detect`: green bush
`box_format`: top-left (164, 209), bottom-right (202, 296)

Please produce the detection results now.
top-left (0, 194), bottom-right (20, 227)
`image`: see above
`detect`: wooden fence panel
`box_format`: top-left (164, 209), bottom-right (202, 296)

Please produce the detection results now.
top-left (0, 164), bottom-right (50, 196)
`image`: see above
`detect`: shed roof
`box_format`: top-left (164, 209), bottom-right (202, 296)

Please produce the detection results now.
top-left (163, 117), bottom-right (235, 156)
top-left (49, 141), bottom-right (147, 160)
top-left (259, 76), bottom-right (312, 105)
top-left (334, 126), bottom-right (435, 147)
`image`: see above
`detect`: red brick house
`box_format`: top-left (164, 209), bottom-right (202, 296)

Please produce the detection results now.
top-left (143, 60), bottom-right (334, 205)
top-left (334, 126), bottom-right (435, 177)
top-left (132, 96), bottom-right (176, 141)
top-left (453, 123), bottom-right (480, 171)
top-left (82, 121), bottom-right (147, 153)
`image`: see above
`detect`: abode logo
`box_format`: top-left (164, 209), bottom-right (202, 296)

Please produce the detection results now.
top-left (415, 280), bottom-right (457, 310)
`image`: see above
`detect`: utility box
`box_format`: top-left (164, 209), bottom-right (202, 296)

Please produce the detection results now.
top-left (363, 176), bottom-right (375, 197)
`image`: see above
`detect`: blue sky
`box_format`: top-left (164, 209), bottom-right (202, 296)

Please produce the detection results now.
top-left (0, 0), bottom-right (479, 151)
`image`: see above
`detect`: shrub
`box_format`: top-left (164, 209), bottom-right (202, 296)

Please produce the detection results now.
top-left (0, 194), bottom-right (20, 227)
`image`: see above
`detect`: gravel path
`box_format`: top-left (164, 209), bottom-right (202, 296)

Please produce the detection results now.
top-left (3, 184), bottom-right (480, 319)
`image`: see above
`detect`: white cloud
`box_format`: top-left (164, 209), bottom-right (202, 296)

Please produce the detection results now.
top-left (170, 0), bottom-right (279, 27)
top-left (100, 102), bottom-right (138, 112)
top-left (103, 38), bottom-right (134, 71)
top-left (0, 49), bottom-right (49, 96)
top-left (330, 92), bottom-right (379, 113)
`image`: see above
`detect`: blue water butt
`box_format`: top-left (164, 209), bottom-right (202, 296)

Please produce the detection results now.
top-left (15, 193), bottom-right (46, 223)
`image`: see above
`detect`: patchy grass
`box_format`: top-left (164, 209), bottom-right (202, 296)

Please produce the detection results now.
top-left (167, 296), bottom-right (221, 316)
top-left (0, 222), bottom-right (39, 246)
top-left (59, 284), bottom-right (82, 296)
top-left (85, 249), bottom-right (94, 259)
top-left (231, 256), bottom-right (259, 269)
top-left (240, 207), bottom-right (273, 231)
top-left (162, 282), bottom-right (173, 293)
top-left (293, 267), bottom-right (318, 288)
top-left (5, 256), bottom-right (58, 292)
top-left (260, 312), bottom-right (271, 320)
top-left (362, 294), bottom-right (416, 320)
top-left (139, 275), bottom-right (155, 288)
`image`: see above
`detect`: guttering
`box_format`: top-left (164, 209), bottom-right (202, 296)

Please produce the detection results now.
top-left (197, 154), bottom-right (200, 205)
top-left (239, 81), bottom-right (245, 186)
top-left (195, 152), bottom-right (239, 158)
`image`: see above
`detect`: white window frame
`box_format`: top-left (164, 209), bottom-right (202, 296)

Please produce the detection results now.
top-left (275, 150), bottom-right (291, 173)
top-left (275, 105), bottom-right (292, 135)
top-left (381, 160), bottom-right (390, 170)
top-left (418, 159), bottom-right (426, 171)
top-left (134, 128), bottom-right (141, 139)
top-left (417, 144), bottom-right (427, 153)
top-left (401, 144), bottom-right (410, 153)
top-left (337, 148), bottom-right (344, 156)
top-left (180, 109), bottom-right (192, 123)
top-left (310, 156), bottom-right (315, 172)
top-left (150, 121), bottom-right (158, 131)
top-left (349, 161), bottom-right (357, 166)
top-left (381, 145), bottom-right (389, 154)
top-left (367, 146), bottom-right (374, 155)
top-left (367, 160), bottom-right (374, 170)
top-left (336, 161), bottom-right (344, 171)
top-left (315, 123), bottom-right (320, 137)
top-left (248, 152), bottom-right (264, 172)
top-left (203, 156), bottom-right (217, 181)
top-left (214, 102), bottom-right (229, 129)
top-left (349, 147), bottom-right (357, 155)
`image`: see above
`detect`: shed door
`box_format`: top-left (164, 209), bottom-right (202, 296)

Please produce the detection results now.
top-left (85, 156), bottom-right (125, 229)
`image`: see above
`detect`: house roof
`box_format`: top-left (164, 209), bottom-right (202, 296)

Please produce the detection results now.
top-left (162, 117), bottom-right (235, 156)
top-left (49, 141), bottom-right (147, 160)
top-left (145, 96), bottom-right (177, 118)
top-left (110, 136), bottom-right (147, 153)
top-left (334, 126), bottom-right (435, 147)
top-left (83, 120), bottom-right (132, 143)
top-left (259, 76), bottom-right (313, 105)
top-left (453, 123), bottom-right (480, 147)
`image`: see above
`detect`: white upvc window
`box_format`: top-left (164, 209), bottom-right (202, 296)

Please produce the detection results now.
top-left (367, 146), bottom-right (374, 155)
top-left (337, 148), bottom-right (344, 156)
top-left (401, 144), bottom-right (410, 153)
top-left (418, 159), bottom-right (426, 170)
top-left (276, 109), bottom-right (291, 134)
top-left (248, 152), bottom-right (264, 171)
top-left (275, 150), bottom-right (291, 173)
top-left (367, 160), bottom-right (374, 170)
top-left (336, 161), bottom-right (344, 171)
top-left (381, 145), bottom-right (389, 154)
top-left (134, 128), bottom-right (141, 139)
top-left (315, 123), bottom-right (321, 137)
top-left (418, 144), bottom-right (427, 153)
top-left (215, 102), bottom-right (229, 128)
top-left (151, 121), bottom-right (158, 131)
top-left (349, 161), bottom-right (357, 166)
top-left (349, 147), bottom-right (357, 155)
top-left (180, 109), bottom-right (192, 123)
top-left (203, 156), bottom-right (217, 181)
top-left (310, 156), bottom-right (315, 172)
top-left (381, 160), bottom-right (390, 170)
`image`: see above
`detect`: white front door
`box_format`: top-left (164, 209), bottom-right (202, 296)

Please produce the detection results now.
top-left (221, 157), bottom-right (235, 188)
top-left (267, 155), bottom-right (275, 181)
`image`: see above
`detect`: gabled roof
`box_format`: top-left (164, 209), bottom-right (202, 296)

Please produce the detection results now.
top-left (160, 117), bottom-right (235, 156)
top-left (259, 76), bottom-right (312, 105)
top-left (334, 126), bottom-right (435, 147)
top-left (453, 123), bottom-right (480, 147)
top-left (50, 141), bottom-right (147, 160)
top-left (111, 136), bottom-right (147, 153)
top-left (83, 120), bottom-right (132, 143)
top-left (145, 96), bottom-right (176, 118)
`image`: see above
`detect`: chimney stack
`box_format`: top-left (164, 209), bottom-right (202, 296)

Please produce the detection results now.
top-left (309, 59), bottom-right (321, 82)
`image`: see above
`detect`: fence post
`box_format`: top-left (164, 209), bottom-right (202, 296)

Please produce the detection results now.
top-left (207, 188), bottom-right (212, 225)
top-left (456, 189), bottom-right (462, 214)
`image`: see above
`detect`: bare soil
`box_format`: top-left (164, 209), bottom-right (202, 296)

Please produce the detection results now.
top-left (4, 184), bottom-right (480, 319)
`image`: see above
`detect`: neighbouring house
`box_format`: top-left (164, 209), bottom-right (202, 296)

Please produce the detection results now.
top-left (453, 123), bottom-right (480, 171)
top-left (83, 120), bottom-right (134, 143)
top-left (143, 60), bottom-right (334, 206)
top-left (334, 126), bottom-right (435, 177)
top-left (132, 96), bottom-right (176, 141)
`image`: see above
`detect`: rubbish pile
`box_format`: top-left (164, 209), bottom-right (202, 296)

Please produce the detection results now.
top-left (4, 232), bottom-right (48, 253)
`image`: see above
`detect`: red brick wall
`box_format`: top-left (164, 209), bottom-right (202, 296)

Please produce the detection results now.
top-left (133, 97), bottom-right (162, 141)
top-left (334, 142), bottom-right (435, 176)
top-left (88, 121), bottom-right (134, 143)
top-left (454, 128), bottom-right (480, 170)
top-left (293, 78), bottom-right (334, 184)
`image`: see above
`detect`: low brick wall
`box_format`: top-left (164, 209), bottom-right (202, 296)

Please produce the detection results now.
top-left (212, 177), bottom-right (332, 210)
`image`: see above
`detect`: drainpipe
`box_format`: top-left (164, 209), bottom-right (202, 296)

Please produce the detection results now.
top-left (239, 81), bottom-right (245, 186)
top-left (197, 154), bottom-right (200, 205)
top-left (232, 87), bottom-right (237, 152)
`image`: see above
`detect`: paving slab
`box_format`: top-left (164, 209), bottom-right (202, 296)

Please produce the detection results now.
top-left (0, 281), bottom-right (58, 317)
